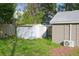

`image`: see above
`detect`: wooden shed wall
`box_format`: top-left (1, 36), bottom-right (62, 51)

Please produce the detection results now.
top-left (52, 24), bottom-right (79, 46)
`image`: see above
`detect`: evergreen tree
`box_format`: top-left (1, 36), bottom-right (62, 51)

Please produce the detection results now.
top-left (0, 3), bottom-right (15, 23)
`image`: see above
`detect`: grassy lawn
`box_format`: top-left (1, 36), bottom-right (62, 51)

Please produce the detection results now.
top-left (0, 36), bottom-right (60, 56)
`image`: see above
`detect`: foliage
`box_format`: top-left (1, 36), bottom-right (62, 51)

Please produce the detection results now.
top-left (0, 36), bottom-right (59, 56)
top-left (65, 3), bottom-right (79, 11)
top-left (41, 3), bottom-right (56, 13)
top-left (16, 3), bottom-right (56, 25)
top-left (16, 10), bottom-right (44, 24)
top-left (16, 4), bottom-right (44, 24)
top-left (40, 3), bottom-right (56, 24)
top-left (0, 3), bottom-right (15, 23)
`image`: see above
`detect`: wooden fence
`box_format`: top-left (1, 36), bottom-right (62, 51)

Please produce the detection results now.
top-left (0, 24), bottom-right (15, 38)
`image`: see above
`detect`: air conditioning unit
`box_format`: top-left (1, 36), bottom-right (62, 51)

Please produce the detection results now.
top-left (64, 40), bottom-right (75, 47)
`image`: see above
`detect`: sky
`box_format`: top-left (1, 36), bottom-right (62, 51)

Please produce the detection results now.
top-left (16, 3), bottom-right (27, 11)
top-left (14, 3), bottom-right (27, 19)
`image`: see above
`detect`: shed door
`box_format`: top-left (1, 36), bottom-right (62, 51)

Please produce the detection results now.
top-left (52, 25), bottom-right (64, 43)
top-left (52, 25), bottom-right (69, 44)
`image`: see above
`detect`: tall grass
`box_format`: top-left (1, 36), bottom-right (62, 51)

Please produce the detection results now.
top-left (0, 36), bottom-right (59, 56)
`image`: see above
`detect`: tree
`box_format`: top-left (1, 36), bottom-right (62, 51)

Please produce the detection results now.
top-left (41, 3), bottom-right (56, 13)
top-left (0, 3), bottom-right (15, 23)
top-left (16, 3), bottom-right (44, 24)
top-left (65, 3), bottom-right (79, 11)
top-left (16, 3), bottom-right (56, 25)
top-left (41, 3), bottom-right (56, 24)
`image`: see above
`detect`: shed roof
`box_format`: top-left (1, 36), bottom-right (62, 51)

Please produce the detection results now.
top-left (50, 10), bottom-right (79, 24)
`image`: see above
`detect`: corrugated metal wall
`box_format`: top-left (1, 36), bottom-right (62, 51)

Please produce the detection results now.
top-left (0, 24), bottom-right (15, 38)
top-left (16, 24), bottom-right (47, 39)
top-left (52, 24), bottom-right (79, 46)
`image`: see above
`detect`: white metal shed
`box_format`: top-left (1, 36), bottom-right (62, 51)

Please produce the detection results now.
top-left (17, 24), bottom-right (47, 39)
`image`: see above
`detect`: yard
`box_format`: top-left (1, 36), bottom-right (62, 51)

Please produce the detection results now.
top-left (0, 36), bottom-right (79, 56)
top-left (0, 36), bottom-right (60, 56)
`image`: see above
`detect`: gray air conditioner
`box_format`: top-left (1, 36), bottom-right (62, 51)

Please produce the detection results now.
top-left (64, 40), bottom-right (75, 47)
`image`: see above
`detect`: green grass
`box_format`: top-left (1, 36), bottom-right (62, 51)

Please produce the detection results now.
top-left (0, 36), bottom-right (60, 56)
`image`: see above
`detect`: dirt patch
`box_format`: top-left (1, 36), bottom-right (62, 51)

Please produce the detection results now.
top-left (49, 46), bottom-right (78, 56)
